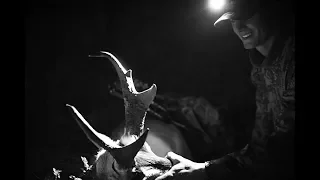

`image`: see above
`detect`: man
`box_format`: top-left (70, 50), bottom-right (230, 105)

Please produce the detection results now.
top-left (155, 0), bottom-right (295, 179)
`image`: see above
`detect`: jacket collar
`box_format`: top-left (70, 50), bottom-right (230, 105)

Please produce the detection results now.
top-left (249, 34), bottom-right (288, 68)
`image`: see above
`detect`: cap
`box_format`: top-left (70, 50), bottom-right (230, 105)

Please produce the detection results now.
top-left (214, 0), bottom-right (265, 27)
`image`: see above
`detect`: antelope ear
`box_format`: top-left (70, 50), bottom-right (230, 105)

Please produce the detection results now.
top-left (111, 129), bottom-right (149, 167)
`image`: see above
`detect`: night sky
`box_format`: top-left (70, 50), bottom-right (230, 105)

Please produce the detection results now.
top-left (25, 0), bottom-right (256, 179)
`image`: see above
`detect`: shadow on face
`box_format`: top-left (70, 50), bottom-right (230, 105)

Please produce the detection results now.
top-left (230, 13), bottom-right (268, 49)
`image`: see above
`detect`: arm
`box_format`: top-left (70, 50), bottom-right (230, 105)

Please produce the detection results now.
top-left (204, 99), bottom-right (294, 180)
top-left (155, 84), bottom-right (294, 180)
top-left (204, 47), bottom-right (295, 180)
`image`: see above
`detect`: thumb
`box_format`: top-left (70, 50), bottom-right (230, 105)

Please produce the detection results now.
top-left (165, 152), bottom-right (184, 165)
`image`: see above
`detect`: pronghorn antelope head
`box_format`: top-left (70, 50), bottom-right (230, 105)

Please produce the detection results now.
top-left (66, 52), bottom-right (172, 180)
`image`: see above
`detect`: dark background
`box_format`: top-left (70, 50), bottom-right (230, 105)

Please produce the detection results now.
top-left (25, 0), bottom-right (256, 179)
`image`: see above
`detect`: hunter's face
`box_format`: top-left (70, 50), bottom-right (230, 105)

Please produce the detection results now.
top-left (231, 13), bottom-right (268, 49)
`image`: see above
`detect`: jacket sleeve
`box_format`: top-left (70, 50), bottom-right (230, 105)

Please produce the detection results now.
top-left (203, 85), bottom-right (273, 180)
top-left (204, 86), bottom-right (295, 180)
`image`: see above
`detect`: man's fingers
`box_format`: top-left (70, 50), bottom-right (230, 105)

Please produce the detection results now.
top-left (166, 152), bottom-right (185, 165)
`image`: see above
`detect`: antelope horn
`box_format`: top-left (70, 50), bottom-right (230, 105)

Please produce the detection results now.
top-left (67, 51), bottom-right (157, 167)
top-left (66, 104), bottom-right (150, 167)
top-left (89, 51), bottom-right (157, 136)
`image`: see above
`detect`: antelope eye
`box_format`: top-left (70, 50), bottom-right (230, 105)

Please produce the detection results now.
top-left (131, 170), bottom-right (144, 180)
top-left (112, 161), bottom-right (120, 175)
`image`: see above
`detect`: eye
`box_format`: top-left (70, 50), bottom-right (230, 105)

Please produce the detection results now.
top-left (230, 19), bottom-right (236, 24)
top-left (132, 172), bottom-right (144, 180)
top-left (112, 161), bottom-right (120, 175)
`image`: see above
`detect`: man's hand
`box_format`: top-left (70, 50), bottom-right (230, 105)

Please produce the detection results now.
top-left (155, 152), bottom-right (208, 180)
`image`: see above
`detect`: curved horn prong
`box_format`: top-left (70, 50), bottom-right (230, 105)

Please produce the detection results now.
top-left (112, 129), bottom-right (149, 167)
top-left (67, 104), bottom-right (149, 167)
top-left (66, 104), bottom-right (120, 149)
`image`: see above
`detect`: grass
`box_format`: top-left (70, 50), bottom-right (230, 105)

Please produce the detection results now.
top-left (41, 156), bottom-right (96, 180)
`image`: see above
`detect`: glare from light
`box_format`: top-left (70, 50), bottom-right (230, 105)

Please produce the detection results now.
top-left (208, 0), bottom-right (226, 11)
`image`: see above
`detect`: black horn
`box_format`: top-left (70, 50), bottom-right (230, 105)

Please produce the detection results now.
top-left (68, 51), bottom-right (157, 168)
top-left (89, 51), bottom-right (157, 136)
top-left (66, 104), bottom-right (149, 167)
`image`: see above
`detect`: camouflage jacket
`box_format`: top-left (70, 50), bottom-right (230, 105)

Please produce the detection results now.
top-left (204, 34), bottom-right (295, 180)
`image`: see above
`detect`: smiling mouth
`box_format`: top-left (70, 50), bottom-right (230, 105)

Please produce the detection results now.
top-left (241, 33), bottom-right (252, 39)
